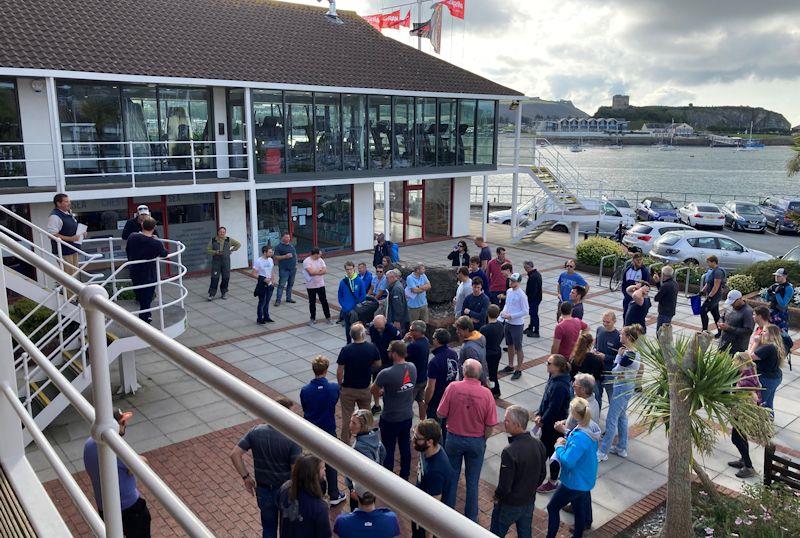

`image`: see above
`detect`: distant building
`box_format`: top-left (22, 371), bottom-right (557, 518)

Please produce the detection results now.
top-left (536, 117), bottom-right (629, 133)
top-left (640, 122), bottom-right (695, 137)
top-left (792, 125), bottom-right (800, 134)
top-left (672, 123), bottom-right (694, 136)
top-left (612, 95), bottom-right (630, 109)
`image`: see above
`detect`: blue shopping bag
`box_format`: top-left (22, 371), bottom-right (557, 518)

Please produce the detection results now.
top-left (689, 295), bottom-right (702, 315)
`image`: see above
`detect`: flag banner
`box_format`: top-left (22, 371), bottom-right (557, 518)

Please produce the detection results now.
top-left (440, 0), bottom-right (465, 19)
top-left (363, 13), bottom-right (383, 29)
top-left (409, 20), bottom-right (430, 37)
top-left (382, 9), bottom-right (401, 29)
top-left (409, 4), bottom-right (443, 53)
top-left (400, 10), bottom-right (411, 28)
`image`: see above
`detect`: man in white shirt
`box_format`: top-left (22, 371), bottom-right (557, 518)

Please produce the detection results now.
top-left (303, 247), bottom-right (332, 326)
top-left (500, 273), bottom-right (529, 380)
top-left (252, 246), bottom-right (275, 324)
top-left (46, 193), bottom-right (87, 274)
top-left (453, 267), bottom-right (472, 318)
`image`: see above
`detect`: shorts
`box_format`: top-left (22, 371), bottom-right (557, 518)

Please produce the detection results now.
top-left (413, 381), bottom-right (428, 402)
top-left (504, 324), bottom-right (524, 350)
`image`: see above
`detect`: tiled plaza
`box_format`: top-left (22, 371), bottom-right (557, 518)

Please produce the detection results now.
top-left (31, 223), bottom-right (800, 536)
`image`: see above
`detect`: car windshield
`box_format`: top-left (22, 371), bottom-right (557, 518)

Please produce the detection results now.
top-left (657, 233), bottom-right (682, 246)
top-left (784, 246), bottom-right (800, 262)
top-left (630, 224), bottom-right (653, 234)
top-left (650, 200), bottom-right (673, 210)
top-left (789, 202), bottom-right (800, 211)
top-left (610, 199), bottom-right (631, 208)
top-left (736, 203), bottom-right (761, 215)
top-left (696, 205), bottom-right (718, 212)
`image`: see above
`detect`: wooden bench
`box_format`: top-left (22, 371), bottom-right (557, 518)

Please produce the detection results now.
top-left (764, 443), bottom-right (800, 489)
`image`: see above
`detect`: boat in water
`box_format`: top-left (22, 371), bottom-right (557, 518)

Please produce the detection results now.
top-left (736, 122), bottom-right (765, 151)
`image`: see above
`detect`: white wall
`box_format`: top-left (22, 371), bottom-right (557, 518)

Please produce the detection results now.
top-left (452, 177), bottom-right (471, 237)
top-left (212, 86), bottom-right (230, 178)
top-left (217, 191), bottom-right (249, 269)
top-left (352, 182), bottom-right (375, 252)
top-left (16, 78), bottom-right (57, 188)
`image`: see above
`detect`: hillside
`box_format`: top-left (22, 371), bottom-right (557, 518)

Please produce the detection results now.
top-left (594, 105), bottom-right (791, 133)
top-left (499, 99), bottom-right (588, 124)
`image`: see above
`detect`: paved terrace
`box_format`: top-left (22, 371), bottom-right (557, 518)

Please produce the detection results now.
top-left (30, 223), bottom-right (800, 536)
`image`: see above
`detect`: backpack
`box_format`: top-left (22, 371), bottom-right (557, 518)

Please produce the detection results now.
top-left (390, 242), bottom-right (399, 262)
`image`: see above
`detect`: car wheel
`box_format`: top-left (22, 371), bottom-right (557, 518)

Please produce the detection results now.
top-left (684, 258), bottom-right (699, 266)
top-left (502, 219), bottom-right (510, 225)
top-left (776, 220), bottom-right (782, 234)
top-left (730, 220), bottom-right (737, 231)
top-left (553, 224), bottom-right (568, 233)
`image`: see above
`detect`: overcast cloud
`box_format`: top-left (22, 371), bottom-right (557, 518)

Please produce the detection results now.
top-left (288, 0), bottom-right (800, 124)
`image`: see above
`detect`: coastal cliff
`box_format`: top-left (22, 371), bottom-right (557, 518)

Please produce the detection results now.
top-left (594, 105), bottom-right (791, 133)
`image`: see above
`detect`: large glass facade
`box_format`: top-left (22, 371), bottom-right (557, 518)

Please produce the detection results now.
top-left (393, 97), bottom-right (414, 168)
top-left (368, 96), bottom-right (392, 170)
top-left (252, 90), bottom-right (285, 176)
top-left (457, 99), bottom-right (476, 165)
top-left (167, 193), bottom-right (217, 272)
top-left (437, 98), bottom-right (457, 166)
top-left (415, 98), bottom-right (437, 167)
top-left (476, 100), bottom-right (496, 165)
top-left (226, 88), bottom-right (248, 178)
top-left (316, 185), bottom-right (351, 251)
top-left (285, 91), bottom-right (314, 173)
top-left (314, 93), bottom-right (341, 172)
top-left (342, 94), bottom-right (366, 171)
top-left (256, 188), bottom-right (288, 249)
top-left (424, 179), bottom-right (451, 237)
top-left (0, 80), bottom-right (25, 185)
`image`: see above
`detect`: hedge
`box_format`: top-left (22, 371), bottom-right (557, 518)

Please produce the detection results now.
top-left (726, 274), bottom-right (758, 295)
top-left (737, 260), bottom-right (800, 289)
top-left (575, 237), bottom-right (623, 267)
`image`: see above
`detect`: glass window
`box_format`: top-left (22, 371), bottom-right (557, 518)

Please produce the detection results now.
top-left (0, 80), bottom-right (25, 185)
top-left (0, 203), bottom-right (35, 278)
top-left (457, 99), bottom-right (476, 165)
top-left (253, 90), bottom-right (285, 176)
top-left (70, 198), bottom-right (129, 263)
top-left (342, 94), bottom-right (366, 171)
top-left (158, 87), bottom-right (213, 175)
top-left (285, 91), bottom-right (314, 173)
top-left (314, 93), bottom-right (342, 172)
top-left (437, 99), bottom-right (457, 166)
top-left (374, 182), bottom-right (385, 237)
top-left (393, 97), bottom-right (414, 168)
top-left (368, 96), bottom-right (392, 169)
top-left (316, 185), bottom-right (351, 251)
top-left (256, 189), bottom-right (288, 248)
top-left (406, 187), bottom-right (423, 240)
top-left (389, 181), bottom-right (404, 241)
top-left (718, 238), bottom-right (743, 252)
top-left (167, 193), bottom-right (217, 272)
top-left (226, 89), bottom-right (248, 178)
top-left (476, 100), bottom-right (496, 164)
top-left (415, 98), bottom-right (436, 167)
top-left (424, 179), bottom-right (451, 237)
top-left (121, 86), bottom-right (160, 175)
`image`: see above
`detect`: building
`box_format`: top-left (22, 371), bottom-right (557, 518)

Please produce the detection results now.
top-left (612, 94), bottom-right (630, 109)
top-left (536, 117), bottom-right (629, 133)
top-left (640, 122), bottom-right (694, 136)
top-left (0, 0), bottom-right (521, 275)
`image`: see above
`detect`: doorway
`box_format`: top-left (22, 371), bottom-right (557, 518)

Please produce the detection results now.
top-left (128, 197), bottom-right (167, 238)
top-left (288, 190), bottom-right (315, 254)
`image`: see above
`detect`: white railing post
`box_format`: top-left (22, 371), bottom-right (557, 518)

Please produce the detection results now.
top-left (511, 103), bottom-right (522, 238)
top-left (481, 175), bottom-right (489, 239)
top-left (109, 236), bottom-right (118, 298)
top-left (45, 77), bottom-right (67, 193)
top-left (80, 284), bottom-right (123, 538)
top-left (189, 141), bottom-right (197, 184)
top-left (129, 141), bottom-right (136, 188)
top-left (156, 261), bottom-right (164, 331)
top-left (0, 258), bottom-right (25, 467)
top-left (383, 181), bottom-right (391, 241)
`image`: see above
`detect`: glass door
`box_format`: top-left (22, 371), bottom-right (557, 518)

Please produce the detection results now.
top-left (288, 191), bottom-right (315, 254)
top-left (405, 184), bottom-right (423, 241)
top-left (128, 196), bottom-right (166, 237)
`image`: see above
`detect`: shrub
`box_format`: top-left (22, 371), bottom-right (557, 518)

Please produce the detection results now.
top-left (9, 299), bottom-right (58, 340)
top-left (739, 260), bottom-right (800, 289)
top-left (726, 274), bottom-right (759, 295)
top-left (576, 237), bottom-right (623, 267)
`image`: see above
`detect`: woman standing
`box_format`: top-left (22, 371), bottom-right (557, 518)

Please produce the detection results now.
top-left (533, 354), bottom-right (572, 494)
top-left (569, 333), bottom-right (604, 392)
top-left (727, 352), bottom-right (761, 478)
top-left (345, 409), bottom-right (385, 511)
top-left (447, 240), bottom-right (470, 267)
top-left (278, 454), bottom-right (332, 538)
top-left (749, 324), bottom-right (786, 413)
top-left (598, 324), bottom-right (643, 461)
top-left (252, 246), bottom-right (274, 324)
top-left (546, 397), bottom-right (600, 538)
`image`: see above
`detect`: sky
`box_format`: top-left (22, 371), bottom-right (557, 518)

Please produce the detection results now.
top-left (286, 0), bottom-right (800, 125)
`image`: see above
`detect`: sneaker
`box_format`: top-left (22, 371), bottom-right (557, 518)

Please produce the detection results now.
top-left (523, 329), bottom-right (533, 337)
top-left (735, 467), bottom-right (756, 478)
top-left (265, 318), bottom-right (275, 323)
top-left (307, 320), bottom-right (316, 326)
top-left (537, 481), bottom-right (558, 494)
top-left (511, 370), bottom-right (522, 380)
top-left (220, 293), bottom-right (227, 300)
top-left (597, 451), bottom-right (608, 462)
top-left (501, 366), bottom-right (515, 373)
top-left (371, 405), bottom-right (382, 414)
top-left (286, 299), bottom-right (297, 303)
top-left (714, 331), bottom-right (722, 339)
top-left (327, 318), bottom-right (335, 325)
top-left (207, 295), bottom-right (214, 301)
top-left (329, 492), bottom-right (347, 507)
top-left (609, 447), bottom-right (627, 458)
top-left (532, 331), bottom-right (540, 338)
top-left (727, 459), bottom-right (745, 469)
top-left (274, 300), bottom-right (281, 306)
top-left (257, 319), bottom-right (266, 325)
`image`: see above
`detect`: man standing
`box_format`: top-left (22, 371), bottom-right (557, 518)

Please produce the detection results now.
top-left (46, 193), bottom-right (86, 273)
top-left (718, 290), bottom-right (755, 354)
top-left (385, 269), bottom-right (409, 333)
top-left (372, 233), bottom-right (392, 268)
top-left (501, 273), bottom-right (529, 381)
top-left (333, 484), bottom-right (400, 537)
top-left (370, 264), bottom-right (388, 301)
top-left (84, 409), bottom-right (152, 537)
top-left (303, 247), bottom-right (332, 326)
top-left (468, 256), bottom-right (490, 292)
top-left (568, 286), bottom-right (586, 320)
top-left (487, 247), bottom-right (511, 305)
top-left (207, 226), bottom-right (241, 300)
top-left (621, 252), bottom-right (650, 315)
top-left (125, 217), bottom-right (168, 323)
top-left (338, 261), bottom-right (366, 343)
top-left (556, 260), bottom-right (588, 315)
top-left (551, 302), bottom-right (589, 358)
top-left (337, 323), bottom-right (381, 444)
top-left (474, 236), bottom-right (492, 271)
top-left (231, 397), bottom-right (301, 538)
top-left (454, 315), bottom-right (489, 385)
top-left (371, 341), bottom-right (416, 480)
top-left (121, 204), bottom-right (158, 240)
top-left (438, 359), bottom-right (498, 522)
top-left (523, 261), bottom-right (542, 338)
top-left (491, 405), bottom-right (547, 538)
top-left (411, 419), bottom-right (455, 538)
top-left (404, 320), bottom-right (430, 420)
top-left (652, 265), bottom-right (678, 331)
top-left (368, 315), bottom-right (401, 414)
top-left (766, 268), bottom-right (794, 331)
top-left (700, 255), bottom-right (726, 337)
top-left (300, 356), bottom-right (346, 506)
top-left (273, 233), bottom-right (297, 305)
top-left (406, 264), bottom-right (432, 322)
top-left (461, 278), bottom-right (490, 329)
top-left (424, 328), bottom-right (459, 442)
top-left (357, 262), bottom-right (374, 296)
top-left (453, 267), bottom-right (472, 318)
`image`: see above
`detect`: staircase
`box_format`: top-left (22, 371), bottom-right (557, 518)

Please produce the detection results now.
top-left (0, 206), bottom-right (188, 441)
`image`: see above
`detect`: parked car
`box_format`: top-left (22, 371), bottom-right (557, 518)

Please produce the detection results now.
top-left (678, 202), bottom-right (725, 229)
top-left (604, 198), bottom-right (637, 222)
top-left (781, 244), bottom-right (800, 262)
top-left (488, 207), bottom-right (528, 225)
top-left (650, 230), bottom-right (773, 269)
top-left (551, 200), bottom-right (635, 237)
top-left (636, 197), bottom-right (679, 222)
top-left (720, 201), bottom-right (767, 233)
top-left (622, 221), bottom-right (693, 254)
top-left (759, 197), bottom-right (800, 234)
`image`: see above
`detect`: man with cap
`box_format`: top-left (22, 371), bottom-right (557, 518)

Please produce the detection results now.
top-left (718, 290), bottom-right (754, 354)
top-left (501, 273), bottom-right (529, 381)
top-left (372, 233), bottom-right (393, 268)
top-left (83, 409), bottom-right (152, 537)
top-left (333, 482), bottom-right (400, 537)
top-left (765, 268), bottom-right (794, 332)
top-left (122, 205), bottom-right (158, 240)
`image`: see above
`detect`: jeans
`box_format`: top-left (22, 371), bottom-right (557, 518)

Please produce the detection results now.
top-left (490, 502), bottom-right (534, 538)
top-left (731, 428), bottom-right (752, 468)
top-left (656, 314), bottom-right (673, 332)
top-left (276, 267), bottom-right (296, 302)
top-left (593, 378), bottom-right (604, 411)
top-left (256, 486), bottom-right (281, 538)
top-left (380, 417), bottom-right (412, 479)
top-left (527, 301), bottom-right (540, 332)
top-left (546, 485), bottom-right (590, 538)
top-left (133, 282), bottom-right (155, 322)
top-left (487, 352), bottom-right (501, 397)
top-left (600, 383), bottom-right (632, 454)
top-left (540, 426), bottom-right (561, 481)
top-left (760, 372), bottom-right (782, 413)
top-left (444, 433), bottom-right (486, 521)
top-left (256, 284), bottom-right (274, 322)
top-left (601, 374), bottom-right (615, 409)
top-left (700, 295), bottom-right (721, 331)
top-left (343, 311), bottom-right (353, 344)
top-left (307, 286), bottom-right (331, 320)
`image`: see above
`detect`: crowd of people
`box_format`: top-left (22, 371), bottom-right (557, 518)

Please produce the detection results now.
top-left (74, 226), bottom-right (793, 538)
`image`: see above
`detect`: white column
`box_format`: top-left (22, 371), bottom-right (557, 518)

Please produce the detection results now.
top-left (244, 88), bottom-right (255, 183)
top-left (383, 181), bottom-right (391, 241)
top-left (218, 190), bottom-right (249, 269)
top-left (569, 222), bottom-right (580, 248)
top-left (511, 103), bottom-right (522, 238)
top-left (352, 182), bottom-right (375, 252)
top-left (17, 78), bottom-right (57, 189)
top-left (451, 177), bottom-right (471, 237)
top-left (212, 87), bottom-right (230, 179)
top-left (0, 265), bottom-right (24, 463)
top-left (481, 175), bottom-right (488, 239)
top-left (249, 186), bottom-right (259, 265)
top-left (117, 351), bottom-right (140, 394)
top-left (45, 77), bottom-right (66, 193)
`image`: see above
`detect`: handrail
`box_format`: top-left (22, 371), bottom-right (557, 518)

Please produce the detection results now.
top-left (598, 254), bottom-right (621, 287)
top-left (0, 223), bottom-right (493, 537)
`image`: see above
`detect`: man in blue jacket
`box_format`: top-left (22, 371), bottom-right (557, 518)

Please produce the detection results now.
top-left (338, 260), bottom-right (365, 344)
top-left (299, 356), bottom-right (346, 507)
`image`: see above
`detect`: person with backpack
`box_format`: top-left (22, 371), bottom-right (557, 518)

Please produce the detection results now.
top-left (700, 255), bottom-right (726, 338)
top-left (207, 226), bottom-right (241, 300)
top-left (765, 268), bottom-right (794, 332)
top-left (372, 233), bottom-right (393, 268)
top-left (337, 261), bottom-right (365, 344)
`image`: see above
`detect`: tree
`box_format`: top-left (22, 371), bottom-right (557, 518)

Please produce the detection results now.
top-left (788, 134), bottom-right (800, 177)
top-left (630, 326), bottom-right (774, 537)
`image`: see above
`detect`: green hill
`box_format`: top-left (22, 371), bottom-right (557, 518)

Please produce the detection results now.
top-left (594, 105), bottom-right (791, 133)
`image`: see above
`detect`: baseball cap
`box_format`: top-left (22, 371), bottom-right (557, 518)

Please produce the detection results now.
top-left (772, 268), bottom-right (787, 277)
top-left (510, 272), bottom-right (523, 282)
top-left (137, 204), bottom-right (150, 216)
top-left (725, 290), bottom-right (743, 305)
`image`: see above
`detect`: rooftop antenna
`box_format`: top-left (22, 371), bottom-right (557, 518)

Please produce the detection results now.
top-left (317, 0), bottom-right (344, 24)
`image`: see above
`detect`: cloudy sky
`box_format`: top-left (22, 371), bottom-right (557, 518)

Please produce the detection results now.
top-left (288, 0), bottom-right (800, 125)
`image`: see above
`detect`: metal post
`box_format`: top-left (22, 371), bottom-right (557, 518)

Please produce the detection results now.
top-left (511, 103), bottom-right (522, 238)
top-left (129, 141), bottom-right (136, 188)
top-left (383, 181), bottom-right (391, 241)
top-left (481, 175), bottom-right (488, 239)
top-left (416, 0), bottom-right (423, 50)
top-left (80, 284), bottom-right (123, 538)
top-left (189, 141), bottom-right (197, 184)
top-left (248, 185), bottom-right (259, 264)
top-left (0, 261), bottom-right (24, 463)
top-left (156, 260), bottom-right (164, 331)
top-left (45, 77), bottom-right (67, 193)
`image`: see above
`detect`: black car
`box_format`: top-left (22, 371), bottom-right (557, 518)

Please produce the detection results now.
top-left (720, 201), bottom-right (766, 233)
top-left (759, 197), bottom-right (800, 234)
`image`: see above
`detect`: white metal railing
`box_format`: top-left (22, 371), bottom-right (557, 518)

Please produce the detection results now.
top-left (0, 142), bottom-right (58, 185)
top-left (0, 228), bottom-right (492, 537)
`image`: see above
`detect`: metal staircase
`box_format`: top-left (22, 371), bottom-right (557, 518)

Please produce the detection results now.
top-left (0, 206), bottom-right (188, 441)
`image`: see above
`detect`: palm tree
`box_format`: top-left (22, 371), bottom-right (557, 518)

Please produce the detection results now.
top-left (789, 134), bottom-right (800, 177)
top-left (630, 326), bottom-right (774, 537)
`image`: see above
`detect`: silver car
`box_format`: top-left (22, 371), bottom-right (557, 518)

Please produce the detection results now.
top-left (552, 200), bottom-right (635, 237)
top-left (650, 230), bottom-right (773, 269)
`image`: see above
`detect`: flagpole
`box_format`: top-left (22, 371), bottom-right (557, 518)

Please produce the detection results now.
top-left (417, 0), bottom-right (423, 50)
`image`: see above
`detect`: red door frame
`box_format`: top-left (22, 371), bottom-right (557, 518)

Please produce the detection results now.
top-left (127, 196), bottom-right (170, 239)
top-left (401, 181), bottom-right (426, 245)
top-left (287, 187), bottom-right (317, 254)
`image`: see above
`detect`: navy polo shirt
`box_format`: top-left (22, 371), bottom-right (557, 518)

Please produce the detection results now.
top-left (299, 377), bottom-right (340, 435)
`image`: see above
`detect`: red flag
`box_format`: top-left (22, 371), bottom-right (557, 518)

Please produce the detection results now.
top-left (382, 9), bottom-right (401, 29)
top-left (400, 10), bottom-right (411, 28)
top-left (440, 0), bottom-right (465, 19)
top-left (363, 13), bottom-right (383, 30)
